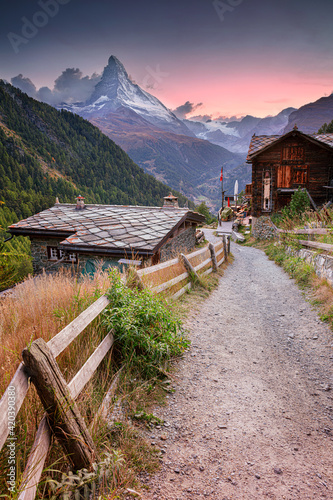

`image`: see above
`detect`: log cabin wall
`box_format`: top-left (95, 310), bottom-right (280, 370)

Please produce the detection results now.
top-left (250, 134), bottom-right (333, 217)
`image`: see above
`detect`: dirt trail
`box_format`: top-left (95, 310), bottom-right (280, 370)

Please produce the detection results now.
top-left (140, 241), bottom-right (333, 500)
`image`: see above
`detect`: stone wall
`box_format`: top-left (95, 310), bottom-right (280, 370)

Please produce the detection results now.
top-left (252, 216), bottom-right (278, 240)
top-left (31, 238), bottom-right (122, 275)
top-left (160, 226), bottom-right (196, 262)
top-left (286, 246), bottom-right (333, 287)
top-left (30, 226), bottom-right (197, 275)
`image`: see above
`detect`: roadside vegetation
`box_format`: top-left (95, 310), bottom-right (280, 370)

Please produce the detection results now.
top-left (0, 250), bottom-right (227, 499)
top-left (245, 188), bottom-right (333, 334)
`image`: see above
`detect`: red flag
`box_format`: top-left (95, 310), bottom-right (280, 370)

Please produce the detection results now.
top-left (220, 167), bottom-right (223, 182)
top-left (228, 197), bottom-right (230, 207)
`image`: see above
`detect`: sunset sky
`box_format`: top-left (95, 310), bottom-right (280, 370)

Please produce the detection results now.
top-left (1, 0), bottom-right (333, 119)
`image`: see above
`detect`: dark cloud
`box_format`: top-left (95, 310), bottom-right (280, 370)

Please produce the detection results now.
top-left (11, 74), bottom-right (37, 97)
top-left (11, 69), bottom-right (101, 105)
top-left (188, 114), bottom-right (212, 122)
top-left (173, 101), bottom-right (203, 119)
top-left (215, 115), bottom-right (245, 122)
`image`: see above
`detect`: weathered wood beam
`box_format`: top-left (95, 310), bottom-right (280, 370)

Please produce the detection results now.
top-left (48, 295), bottom-right (110, 358)
top-left (209, 243), bottom-right (218, 272)
top-left (180, 253), bottom-right (200, 282)
top-left (22, 339), bottom-right (97, 471)
top-left (222, 236), bottom-right (228, 263)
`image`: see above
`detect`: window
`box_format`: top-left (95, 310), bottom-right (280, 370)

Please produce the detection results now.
top-left (282, 146), bottom-right (304, 162)
top-left (262, 171), bottom-right (272, 211)
top-left (47, 246), bottom-right (77, 263)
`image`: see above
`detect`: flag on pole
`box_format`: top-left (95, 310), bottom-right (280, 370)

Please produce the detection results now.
top-left (220, 167), bottom-right (223, 182)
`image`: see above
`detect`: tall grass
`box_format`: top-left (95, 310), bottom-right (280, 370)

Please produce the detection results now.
top-left (0, 268), bottom-right (112, 497)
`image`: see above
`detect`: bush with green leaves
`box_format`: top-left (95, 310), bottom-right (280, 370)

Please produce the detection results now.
top-left (281, 187), bottom-right (310, 220)
top-left (102, 270), bottom-right (190, 379)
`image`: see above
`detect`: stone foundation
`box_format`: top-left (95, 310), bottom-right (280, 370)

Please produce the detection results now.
top-left (252, 216), bottom-right (278, 240)
top-left (159, 226), bottom-right (197, 262)
top-left (286, 246), bottom-right (333, 287)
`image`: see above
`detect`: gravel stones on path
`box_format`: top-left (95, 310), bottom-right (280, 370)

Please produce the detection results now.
top-left (140, 242), bottom-right (333, 500)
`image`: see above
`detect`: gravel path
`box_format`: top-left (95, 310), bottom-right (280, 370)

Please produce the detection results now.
top-left (140, 242), bottom-right (333, 500)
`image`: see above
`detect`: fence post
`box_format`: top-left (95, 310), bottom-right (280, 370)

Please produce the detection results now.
top-left (222, 236), bottom-right (228, 263)
top-left (180, 253), bottom-right (199, 282)
top-left (228, 235), bottom-right (231, 254)
top-left (208, 243), bottom-right (218, 272)
top-left (22, 338), bottom-right (97, 471)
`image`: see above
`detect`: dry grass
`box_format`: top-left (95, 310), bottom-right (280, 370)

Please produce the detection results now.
top-left (0, 249), bottom-right (231, 498)
top-left (0, 267), bottom-right (114, 497)
top-left (309, 276), bottom-right (333, 327)
top-left (0, 267), bottom-right (110, 395)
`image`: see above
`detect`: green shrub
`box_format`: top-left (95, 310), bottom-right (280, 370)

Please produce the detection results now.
top-left (281, 187), bottom-right (310, 220)
top-left (102, 270), bottom-right (190, 379)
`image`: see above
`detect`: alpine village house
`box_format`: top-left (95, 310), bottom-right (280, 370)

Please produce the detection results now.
top-left (246, 127), bottom-right (333, 216)
top-left (8, 194), bottom-right (205, 275)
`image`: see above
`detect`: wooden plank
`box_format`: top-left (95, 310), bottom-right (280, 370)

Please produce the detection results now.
top-left (209, 243), bottom-right (218, 272)
top-left (203, 267), bottom-right (213, 276)
top-left (222, 236), bottom-right (228, 262)
top-left (0, 363), bottom-right (29, 451)
top-left (299, 240), bottom-right (333, 253)
top-left (48, 295), bottom-right (110, 358)
top-left (152, 272), bottom-right (188, 294)
top-left (186, 245), bottom-right (208, 261)
top-left (68, 332), bottom-right (114, 399)
top-left (215, 247), bottom-right (224, 259)
top-left (194, 257), bottom-right (212, 272)
top-left (137, 257), bottom-right (179, 276)
top-left (18, 416), bottom-right (51, 500)
top-left (22, 339), bottom-right (97, 471)
top-left (18, 333), bottom-right (114, 500)
top-left (278, 228), bottom-right (328, 235)
top-left (90, 369), bottom-right (123, 431)
top-left (180, 253), bottom-right (199, 281)
top-left (171, 282), bottom-right (192, 301)
top-left (217, 256), bottom-right (225, 267)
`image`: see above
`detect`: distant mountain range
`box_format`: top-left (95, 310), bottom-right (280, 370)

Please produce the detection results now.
top-left (283, 94), bottom-right (333, 133)
top-left (0, 81), bottom-right (192, 228)
top-left (59, 56), bottom-right (245, 210)
top-left (8, 55), bottom-right (333, 211)
top-left (184, 108), bottom-right (297, 153)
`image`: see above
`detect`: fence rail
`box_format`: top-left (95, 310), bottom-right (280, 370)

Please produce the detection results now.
top-left (0, 239), bottom-right (228, 499)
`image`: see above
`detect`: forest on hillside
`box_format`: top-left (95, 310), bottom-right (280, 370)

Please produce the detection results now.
top-left (0, 81), bottom-right (193, 290)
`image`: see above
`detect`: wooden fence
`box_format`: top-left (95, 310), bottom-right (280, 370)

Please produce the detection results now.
top-left (278, 228), bottom-right (333, 254)
top-left (0, 239), bottom-right (228, 499)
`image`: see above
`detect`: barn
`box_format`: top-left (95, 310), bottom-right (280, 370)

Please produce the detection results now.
top-left (246, 127), bottom-right (333, 216)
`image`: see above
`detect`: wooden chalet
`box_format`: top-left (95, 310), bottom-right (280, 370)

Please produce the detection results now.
top-left (246, 127), bottom-right (333, 216)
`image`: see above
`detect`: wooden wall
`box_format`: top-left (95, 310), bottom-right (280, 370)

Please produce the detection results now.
top-left (251, 134), bottom-right (333, 216)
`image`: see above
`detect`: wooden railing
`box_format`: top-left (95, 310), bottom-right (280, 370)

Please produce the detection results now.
top-left (0, 240), bottom-right (227, 499)
top-left (137, 240), bottom-right (226, 299)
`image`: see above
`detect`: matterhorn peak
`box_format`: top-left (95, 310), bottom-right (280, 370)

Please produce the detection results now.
top-left (71, 55), bottom-right (193, 136)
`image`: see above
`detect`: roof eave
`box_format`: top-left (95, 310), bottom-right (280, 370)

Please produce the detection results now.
top-left (8, 228), bottom-right (74, 238)
top-left (247, 130), bottom-right (333, 162)
top-left (58, 244), bottom-right (154, 257)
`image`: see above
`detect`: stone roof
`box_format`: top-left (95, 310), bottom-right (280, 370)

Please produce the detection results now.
top-left (9, 203), bottom-right (204, 256)
top-left (247, 131), bottom-right (333, 161)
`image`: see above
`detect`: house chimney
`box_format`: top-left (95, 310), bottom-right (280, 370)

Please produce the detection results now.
top-left (76, 195), bottom-right (85, 210)
top-left (163, 192), bottom-right (179, 208)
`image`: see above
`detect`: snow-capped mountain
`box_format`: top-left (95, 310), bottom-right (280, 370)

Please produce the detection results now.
top-left (63, 56), bottom-right (193, 136)
top-left (184, 107), bottom-right (297, 153)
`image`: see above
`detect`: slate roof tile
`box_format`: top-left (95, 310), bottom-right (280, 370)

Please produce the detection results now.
top-left (9, 203), bottom-right (204, 254)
